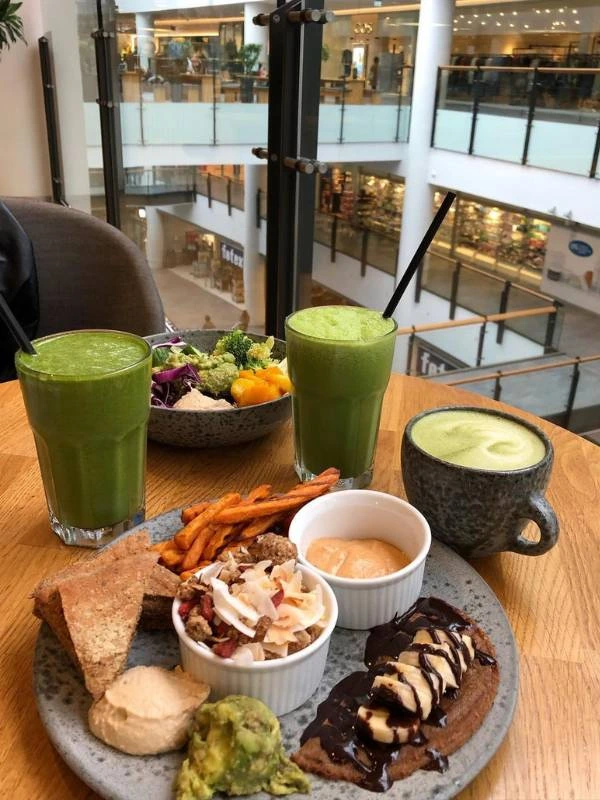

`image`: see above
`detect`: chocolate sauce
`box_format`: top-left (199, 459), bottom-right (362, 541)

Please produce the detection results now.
top-left (425, 748), bottom-right (449, 773)
top-left (298, 597), bottom-right (496, 792)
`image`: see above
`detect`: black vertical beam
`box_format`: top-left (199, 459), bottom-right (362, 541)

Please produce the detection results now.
top-left (227, 179), bottom-right (232, 215)
top-left (522, 67), bottom-right (539, 166)
top-left (430, 66), bottom-right (441, 147)
top-left (207, 173), bottom-right (212, 207)
top-left (564, 358), bottom-right (581, 429)
top-left (256, 188), bottom-right (262, 229)
top-left (394, 65), bottom-right (404, 143)
top-left (476, 319), bottom-right (487, 367)
top-left (360, 229), bottom-right (369, 277)
top-left (92, 0), bottom-right (122, 228)
top-left (264, 0), bottom-right (326, 337)
top-left (38, 36), bottom-right (66, 205)
top-left (493, 372), bottom-right (502, 402)
top-left (468, 68), bottom-right (482, 156)
top-left (449, 260), bottom-right (461, 320)
top-left (330, 215), bottom-right (337, 263)
top-left (338, 73), bottom-right (347, 144)
top-left (544, 301), bottom-right (561, 353)
top-left (590, 119), bottom-right (600, 179)
top-left (406, 330), bottom-right (416, 375)
top-left (496, 280), bottom-right (511, 344)
top-left (414, 259), bottom-right (423, 303)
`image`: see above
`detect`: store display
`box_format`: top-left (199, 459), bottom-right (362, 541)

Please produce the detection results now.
top-left (355, 172), bottom-right (404, 236)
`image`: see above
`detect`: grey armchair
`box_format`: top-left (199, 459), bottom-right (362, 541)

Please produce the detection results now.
top-left (3, 198), bottom-right (165, 338)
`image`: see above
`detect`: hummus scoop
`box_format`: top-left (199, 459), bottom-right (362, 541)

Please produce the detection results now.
top-left (88, 665), bottom-right (209, 755)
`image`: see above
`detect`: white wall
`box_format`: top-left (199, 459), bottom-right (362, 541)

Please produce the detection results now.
top-left (0, 0), bottom-right (50, 199)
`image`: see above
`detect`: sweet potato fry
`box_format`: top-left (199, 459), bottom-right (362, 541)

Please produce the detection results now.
top-left (151, 540), bottom-right (172, 555)
top-left (180, 561), bottom-right (210, 581)
top-left (202, 524), bottom-right (240, 562)
top-left (245, 483), bottom-right (272, 502)
top-left (181, 523), bottom-right (219, 571)
top-left (238, 513), bottom-right (282, 541)
top-left (160, 545), bottom-right (186, 569)
top-left (174, 493), bottom-right (242, 551)
top-left (180, 501), bottom-right (210, 525)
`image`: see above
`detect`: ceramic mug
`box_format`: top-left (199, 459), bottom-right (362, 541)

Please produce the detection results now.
top-left (401, 406), bottom-right (559, 558)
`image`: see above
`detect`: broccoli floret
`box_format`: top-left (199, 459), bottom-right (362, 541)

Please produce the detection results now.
top-left (246, 336), bottom-right (276, 369)
top-left (213, 330), bottom-right (253, 368)
top-left (198, 362), bottom-right (239, 396)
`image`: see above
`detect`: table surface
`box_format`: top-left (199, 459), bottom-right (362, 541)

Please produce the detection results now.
top-left (1, 374), bottom-right (599, 800)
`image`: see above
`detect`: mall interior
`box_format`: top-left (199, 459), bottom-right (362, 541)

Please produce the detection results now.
top-left (2, 0), bottom-right (600, 439)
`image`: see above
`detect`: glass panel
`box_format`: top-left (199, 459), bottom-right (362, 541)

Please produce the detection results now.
top-left (433, 69), bottom-right (472, 153)
top-left (527, 117), bottom-right (597, 176)
top-left (499, 365), bottom-right (571, 420)
top-left (572, 363), bottom-right (600, 433)
top-left (366, 232), bottom-right (397, 276)
top-left (420, 252), bottom-right (454, 302)
top-left (473, 113), bottom-right (526, 162)
top-left (456, 267), bottom-right (503, 317)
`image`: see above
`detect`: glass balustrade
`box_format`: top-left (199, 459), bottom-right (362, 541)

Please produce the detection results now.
top-left (433, 66), bottom-right (600, 178)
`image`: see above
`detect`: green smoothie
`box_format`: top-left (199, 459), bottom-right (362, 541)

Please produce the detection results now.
top-left (410, 409), bottom-right (546, 471)
top-left (286, 306), bottom-right (397, 485)
top-left (16, 331), bottom-right (151, 540)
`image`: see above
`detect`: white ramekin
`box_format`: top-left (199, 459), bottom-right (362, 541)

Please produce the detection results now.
top-left (288, 490), bottom-right (431, 630)
top-left (172, 563), bottom-right (338, 716)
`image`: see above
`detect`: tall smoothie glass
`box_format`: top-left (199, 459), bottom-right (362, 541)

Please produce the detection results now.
top-left (15, 329), bottom-right (152, 547)
top-left (286, 306), bottom-right (397, 489)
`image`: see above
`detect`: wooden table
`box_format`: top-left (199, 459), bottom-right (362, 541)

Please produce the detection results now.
top-left (1, 375), bottom-right (598, 800)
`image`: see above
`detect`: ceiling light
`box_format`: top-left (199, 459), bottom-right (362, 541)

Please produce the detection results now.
top-left (524, 24), bottom-right (530, 28)
top-left (545, 8), bottom-right (550, 12)
top-left (138, 208), bottom-right (147, 219)
top-left (575, 19), bottom-right (580, 23)
top-left (558, 7), bottom-right (564, 11)
top-left (459, 14), bottom-right (464, 18)
top-left (481, 20), bottom-right (486, 25)
top-left (467, 20), bottom-right (472, 24)
top-left (473, 13), bottom-right (478, 18)
top-left (453, 26), bottom-right (457, 31)
top-left (486, 13), bottom-right (491, 17)
top-left (512, 10), bottom-right (517, 15)
top-left (536, 9), bottom-right (541, 13)
top-left (496, 21), bottom-right (501, 26)
top-left (572, 9), bottom-right (578, 13)
top-left (509, 23), bottom-right (515, 27)
top-left (499, 12), bottom-right (504, 16)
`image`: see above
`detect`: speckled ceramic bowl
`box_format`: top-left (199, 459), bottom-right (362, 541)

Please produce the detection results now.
top-left (145, 330), bottom-right (290, 448)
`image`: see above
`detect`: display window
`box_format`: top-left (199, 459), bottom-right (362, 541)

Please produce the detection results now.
top-left (432, 191), bottom-right (552, 287)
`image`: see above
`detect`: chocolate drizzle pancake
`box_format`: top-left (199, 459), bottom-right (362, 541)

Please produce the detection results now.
top-left (293, 597), bottom-right (499, 792)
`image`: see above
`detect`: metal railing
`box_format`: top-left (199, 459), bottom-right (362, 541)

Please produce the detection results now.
top-left (416, 250), bottom-right (561, 349)
top-left (398, 306), bottom-right (559, 372)
top-left (432, 65), bottom-right (600, 178)
top-left (440, 354), bottom-right (600, 431)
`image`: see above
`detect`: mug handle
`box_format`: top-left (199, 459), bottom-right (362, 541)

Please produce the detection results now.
top-left (510, 493), bottom-right (559, 556)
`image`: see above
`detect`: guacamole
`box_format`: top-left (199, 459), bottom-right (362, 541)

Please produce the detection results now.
top-left (175, 696), bottom-right (310, 799)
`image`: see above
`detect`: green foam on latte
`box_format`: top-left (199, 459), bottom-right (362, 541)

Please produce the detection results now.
top-left (410, 409), bottom-right (546, 471)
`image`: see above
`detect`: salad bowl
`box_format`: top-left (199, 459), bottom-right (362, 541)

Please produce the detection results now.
top-left (145, 330), bottom-right (290, 448)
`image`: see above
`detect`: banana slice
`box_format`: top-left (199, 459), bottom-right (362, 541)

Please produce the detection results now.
top-left (397, 642), bottom-right (459, 691)
top-left (373, 663), bottom-right (438, 720)
top-left (356, 705), bottom-right (420, 745)
top-left (413, 629), bottom-right (474, 675)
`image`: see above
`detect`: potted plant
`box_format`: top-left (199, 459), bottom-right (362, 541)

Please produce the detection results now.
top-left (238, 43), bottom-right (261, 102)
top-left (0, 1), bottom-right (26, 54)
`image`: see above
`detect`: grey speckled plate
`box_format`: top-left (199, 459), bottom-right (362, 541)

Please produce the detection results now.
top-left (34, 509), bottom-right (519, 800)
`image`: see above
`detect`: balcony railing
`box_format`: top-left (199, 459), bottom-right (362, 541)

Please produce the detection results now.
top-left (432, 65), bottom-right (600, 178)
top-left (106, 59), bottom-right (413, 147)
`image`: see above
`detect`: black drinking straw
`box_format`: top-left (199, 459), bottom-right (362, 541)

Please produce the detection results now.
top-left (382, 191), bottom-right (457, 319)
top-left (0, 293), bottom-right (36, 355)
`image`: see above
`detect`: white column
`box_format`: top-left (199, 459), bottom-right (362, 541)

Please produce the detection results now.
top-left (243, 165), bottom-right (265, 329)
top-left (244, 2), bottom-right (271, 68)
top-left (145, 207), bottom-right (164, 271)
top-left (135, 12), bottom-right (154, 71)
top-left (393, 0), bottom-right (454, 371)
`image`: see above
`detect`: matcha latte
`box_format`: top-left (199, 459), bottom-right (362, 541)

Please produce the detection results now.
top-left (410, 408), bottom-right (546, 471)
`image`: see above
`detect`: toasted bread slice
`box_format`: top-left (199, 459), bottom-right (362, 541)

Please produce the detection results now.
top-left (140, 563), bottom-right (181, 630)
top-left (59, 551), bottom-right (158, 699)
top-left (31, 531), bottom-right (152, 673)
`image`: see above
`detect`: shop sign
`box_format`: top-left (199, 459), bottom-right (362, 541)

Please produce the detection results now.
top-left (220, 242), bottom-right (244, 268)
top-left (412, 338), bottom-right (467, 377)
top-left (568, 240), bottom-right (593, 258)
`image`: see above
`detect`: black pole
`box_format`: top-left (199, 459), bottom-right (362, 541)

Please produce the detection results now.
top-left (394, 66), bottom-right (404, 143)
top-left (360, 229), bottom-right (369, 277)
top-left (430, 66), bottom-right (441, 147)
top-left (339, 73), bottom-right (347, 144)
top-left (590, 119), bottom-right (600, 179)
top-left (38, 36), bottom-right (66, 205)
top-left (476, 319), bottom-right (487, 367)
top-left (207, 173), bottom-right (212, 207)
top-left (406, 330), bottom-right (415, 375)
top-left (564, 358), bottom-right (581, 429)
top-left (330, 215), bottom-right (338, 263)
top-left (212, 59), bottom-right (217, 145)
top-left (414, 258), bottom-right (423, 303)
top-left (522, 67), bottom-right (539, 166)
top-left (496, 280), bottom-right (511, 344)
top-left (544, 301), bottom-right (560, 352)
top-left (468, 67), bottom-right (482, 156)
top-left (92, 2), bottom-right (122, 228)
top-left (256, 188), bottom-right (262, 229)
top-left (263, 0), bottom-right (328, 338)
top-left (493, 372), bottom-right (502, 401)
top-left (449, 260), bottom-right (461, 320)
top-left (227, 178), bottom-right (232, 216)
